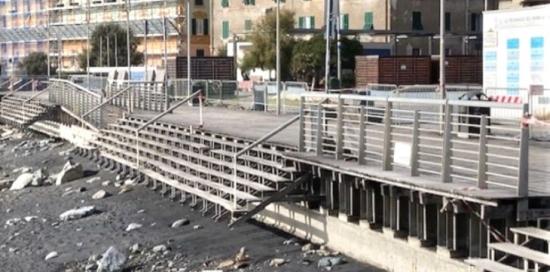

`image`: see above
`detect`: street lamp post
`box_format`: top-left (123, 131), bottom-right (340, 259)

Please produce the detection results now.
top-left (86, 0), bottom-right (90, 85)
top-left (324, 0), bottom-right (331, 93)
top-left (439, 0), bottom-right (446, 100)
top-left (126, 0), bottom-right (131, 81)
top-left (187, 0), bottom-right (192, 103)
top-left (276, 0), bottom-right (281, 115)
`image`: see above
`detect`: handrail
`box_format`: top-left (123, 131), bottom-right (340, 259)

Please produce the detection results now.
top-left (232, 114), bottom-right (301, 213)
top-left (2, 80), bottom-right (34, 99)
top-left (23, 81), bottom-right (52, 104)
top-left (301, 93), bottom-right (526, 109)
top-left (49, 78), bottom-right (101, 98)
top-left (135, 90), bottom-right (203, 170)
top-left (60, 106), bottom-right (99, 133)
top-left (81, 86), bottom-right (131, 118)
top-left (136, 90), bottom-right (202, 133)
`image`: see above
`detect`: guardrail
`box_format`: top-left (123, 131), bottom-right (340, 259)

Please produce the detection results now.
top-left (48, 78), bottom-right (103, 128)
top-left (299, 93), bottom-right (530, 196)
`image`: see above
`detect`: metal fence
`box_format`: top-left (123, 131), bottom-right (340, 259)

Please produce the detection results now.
top-left (299, 93), bottom-right (529, 196)
top-left (106, 81), bottom-right (168, 112)
top-left (48, 79), bottom-right (103, 128)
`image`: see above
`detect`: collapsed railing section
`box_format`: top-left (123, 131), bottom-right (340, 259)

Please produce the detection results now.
top-left (48, 78), bottom-right (103, 128)
top-left (299, 93), bottom-right (530, 196)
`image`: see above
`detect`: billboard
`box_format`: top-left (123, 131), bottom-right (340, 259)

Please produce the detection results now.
top-left (483, 4), bottom-right (550, 92)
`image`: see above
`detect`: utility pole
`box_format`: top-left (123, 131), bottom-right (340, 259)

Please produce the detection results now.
top-left (115, 35), bottom-right (118, 67)
top-left (163, 16), bottom-right (168, 109)
top-left (324, 0), bottom-right (331, 93)
top-left (276, 0), bottom-right (281, 115)
top-left (47, 3), bottom-right (50, 78)
top-left (439, 0), bottom-right (446, 100)
top-left (233, 33), bottom-right (238, 80)
top-left (107, 35), bottom-right (110, 66)
top-left (100, 38), bottom-right (103, 66)
top-left (126, 0), bottom-right (131, 81)
top-left (187, 0), bottom-right (192, 102)
top-left (144, 20), bottom-right (148, 80)
top-left (336, 0), bottom-right (341, 84)
top-left (86, 0), bottom-right (90, 84)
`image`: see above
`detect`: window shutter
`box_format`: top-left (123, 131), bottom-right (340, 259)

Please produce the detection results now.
top-left (222, 21), bottom-right (229, 39)
top-left (364, 12), bottom-right (373, 30)
top-left (192, 18), bottom-right (197, 35)
top-left (343, 14), bottom-right (349, 30)
top-left (204, 19), bottom-right (209, 35)
top-left (298, 17), bottom-right (304, 29)
top-left (310, 16), bottom-right (315, 29)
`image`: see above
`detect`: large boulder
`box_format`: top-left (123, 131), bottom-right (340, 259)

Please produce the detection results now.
top-left (97, 246), bottom-right (127, 272)
top-left (9, 173), bottom-right (34, 190)
top-left (55, 161), bottom-right (83, 185)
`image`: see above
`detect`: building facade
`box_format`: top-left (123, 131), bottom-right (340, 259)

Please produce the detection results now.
top-left (212, 0), bottom-right (488, 57)
top-left (0, 0), bottom-right (211, 76)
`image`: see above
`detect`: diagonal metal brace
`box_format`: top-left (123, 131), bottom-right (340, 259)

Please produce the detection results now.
top-left (228, 173), bottom-right (312, 228)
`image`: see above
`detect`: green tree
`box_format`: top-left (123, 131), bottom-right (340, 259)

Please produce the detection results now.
top-left (78, 23), bottom-right (143, 70)
top-left (240, 10), bottom-right (295, 80)
top-left (290, 36), bottom-right (325, 83)
top-left (18, 52), bottom-right (54, 76)
top-left (290, 35), bottom-right (363, 86)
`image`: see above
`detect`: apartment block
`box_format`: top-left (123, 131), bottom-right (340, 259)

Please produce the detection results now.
top-left (212, 0), bottom-right (488, 57)
top-left (0, 0), bottom-right (211, 76)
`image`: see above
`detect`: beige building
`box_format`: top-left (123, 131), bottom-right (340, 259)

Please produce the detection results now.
top-left (212, 0), bottom-right (489, 57)
top-left (1, 0), bottom-right (212, 76)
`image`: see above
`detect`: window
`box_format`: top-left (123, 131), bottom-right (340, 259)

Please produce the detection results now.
top-left (222, 21), bottom-right (229, 39)
top-left (192, 18), bottom-right (197, 35)
top-left (196, 49), bottom-right (205, 57)
top-left (204, 19), bottom-right (209, 35)
top-left (364, 12), bottom-right (373, 30)
top-left (195, 0), bottom-right (204, 5)
top-left (470, 13), bottom-right (480, 32)
top-left (412, 48), bottom-right (421, 56)
top-left (221, 0), bottom-right (229, 8)
top-left (309, 16), bottom-right (315, 29)
top-left (445, 12), bottom-right (451, 31)
top-left (243, 0), bottom-right (255, 5)
top-left (192, 18), bottom-right (208, 35)
top-left (412, 11), bottom-right (422, 30)
top-left (244, 19), bottom-right (253, 32)
top-left (298, 16), bottom-right (315, 29)
top-left (340, 14), bottom-right (349, 30)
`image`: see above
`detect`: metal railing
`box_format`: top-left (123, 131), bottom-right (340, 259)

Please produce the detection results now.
top-left (48, 78), bottom-right (103, 128)
top-left (106, 81), bottom-right (168, 112)
top-left (135, 90), bottom-right (204, 171)
top-left (299, 93), bottom-right (530, 196)
top-left (232, 114), bottom-right (301, 214)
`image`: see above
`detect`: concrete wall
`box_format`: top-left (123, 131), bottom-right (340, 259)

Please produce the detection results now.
top-left (255, 202), bottom-right (472, 272)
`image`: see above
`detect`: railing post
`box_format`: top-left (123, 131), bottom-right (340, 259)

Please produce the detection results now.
top-left (441, 102), bottom-right (452, 183)
top-left (518, 104), bottom-right (529, 197)
top-left (335, 97), bottom-right (344, 160)
top-left (382, 100), bottom-right (393, 171)
top-left (316, 103), bottom-right (323, 156)
top-left (410, 110), bottom-right (420, 176)
top-left (477, 114), bottom-right (488, 189)
top-left (358, 104), bottom-right (366, 165)
top-left (298, 96), bottom-right (305, 152)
